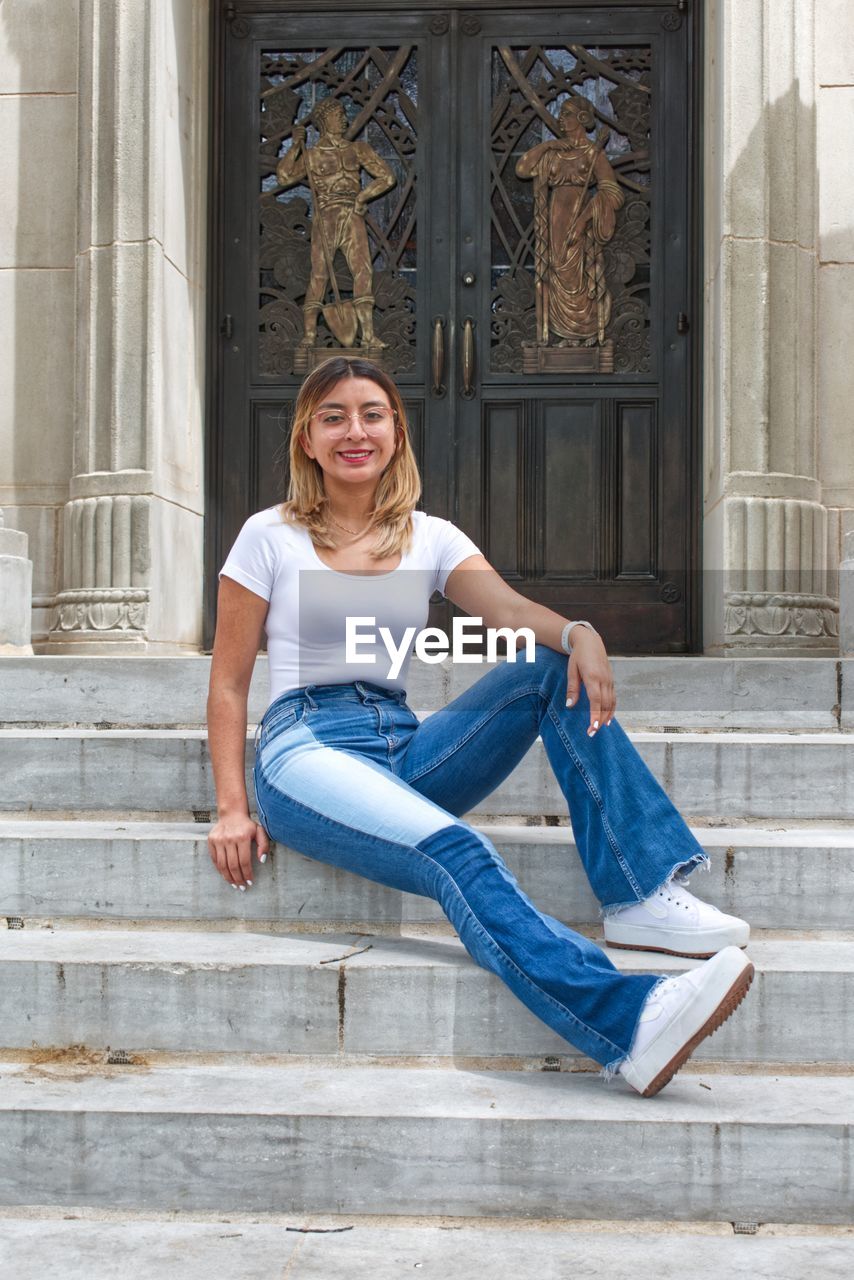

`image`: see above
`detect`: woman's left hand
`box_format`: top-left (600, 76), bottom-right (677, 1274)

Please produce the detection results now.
top-left (565, 629), bottom-right (616, 736)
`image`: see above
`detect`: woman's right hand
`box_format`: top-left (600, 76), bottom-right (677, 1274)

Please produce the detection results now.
top-left (208, 811), bottom-right (270, 890)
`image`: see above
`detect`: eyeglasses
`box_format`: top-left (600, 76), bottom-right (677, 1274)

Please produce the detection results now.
top-left (311, 407), bottom-right (397, 432)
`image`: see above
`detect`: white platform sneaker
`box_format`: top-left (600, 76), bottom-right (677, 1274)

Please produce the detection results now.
top-left (603, 875), bottom-right (750, 958)
top-left (618, 946), bottom-right (755, 1097)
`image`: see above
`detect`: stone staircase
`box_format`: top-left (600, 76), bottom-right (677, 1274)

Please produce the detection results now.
top-left (1, 655), bottom-right (853, 1276)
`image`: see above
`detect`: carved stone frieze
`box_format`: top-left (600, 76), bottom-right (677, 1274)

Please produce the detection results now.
top-left (725, 593), bottom-right (838, 639)
top-left (53, 589), bottom-right (150, 633)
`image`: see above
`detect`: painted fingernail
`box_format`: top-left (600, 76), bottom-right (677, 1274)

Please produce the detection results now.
top-left (246, 880), bottom-right (253, 887)
top-left (593, 720), bottom-right (599, 729)
top-left (566, 698), bottom-right (574, 707)
top-left (239, 885), bottom-right (246, 892)
top-left (260, 854), bottom-right (267, 863)
top-left (231, 883), bottom-right (238, 890)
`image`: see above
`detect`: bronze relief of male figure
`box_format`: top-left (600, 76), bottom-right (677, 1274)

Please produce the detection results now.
top-left (276, 99), bottom-right (396, 350)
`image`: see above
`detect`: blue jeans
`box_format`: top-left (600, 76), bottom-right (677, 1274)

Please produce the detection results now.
top-left (253, 644), bottom-right (709, 1073)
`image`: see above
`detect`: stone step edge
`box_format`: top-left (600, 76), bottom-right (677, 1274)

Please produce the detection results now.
top-left (0, 1213), bottom-right (851, 1280)
top-left (2, 728), bottom-right (852, 743)
top-left (2, 1206), bottom-right (852, 1235)
top-left (6, 921), bottom-right (854, 952)
top-left (5, 919), bottom-right (853, 946)
top-left (2, 818), bottom-right (853, 846)
top-left (2, 1061), bottom-right (852, 1123)
top-left (3, 1045), bottom-right (853, 1078)
top-left (2, 930), bottom-right (853, 973)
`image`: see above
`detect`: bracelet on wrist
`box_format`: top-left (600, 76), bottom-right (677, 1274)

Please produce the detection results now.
top-left (560, 619), bottom-right (597, 654)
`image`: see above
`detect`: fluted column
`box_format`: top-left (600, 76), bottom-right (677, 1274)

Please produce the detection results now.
top-left (54, 494), bottom-right (150, 635)
top-left (48, 0), bottom-right (208, 652)
top-left (723, 494), bottom-right (836, 641)
top-left (704, 0), bottom-right (836, 653)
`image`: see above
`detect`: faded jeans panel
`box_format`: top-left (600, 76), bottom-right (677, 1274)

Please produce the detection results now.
top-left (252, 646), bottom-right (706, 1068)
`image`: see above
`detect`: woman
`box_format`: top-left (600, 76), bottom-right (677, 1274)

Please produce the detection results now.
top-left (207, 356), bottom-right (753, 1098)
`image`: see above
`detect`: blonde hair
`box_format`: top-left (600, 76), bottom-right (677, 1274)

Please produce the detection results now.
top-left (280, 356), bottom-right (421, 558)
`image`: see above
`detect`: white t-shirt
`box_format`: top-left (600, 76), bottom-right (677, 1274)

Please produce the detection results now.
top-left (219, 507), bottom-right (482, 702)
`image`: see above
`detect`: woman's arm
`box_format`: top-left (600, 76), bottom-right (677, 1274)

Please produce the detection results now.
top-left (443, 554), bottom-right (616, 735)
top-left (207, 575), bottom-right (271, 888)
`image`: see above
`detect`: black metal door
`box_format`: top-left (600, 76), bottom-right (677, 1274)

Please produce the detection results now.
top-left (206, 2), bottom-right (700, 652)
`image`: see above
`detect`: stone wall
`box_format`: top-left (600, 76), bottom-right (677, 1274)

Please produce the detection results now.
top-left (701, 0), bottom-right (846, 654)
top-left (0, 0), bottom-right (209, 653)
top-left (48, 0), bottom-right (210, 652)
top-left (816, 0), bottom-right (854, 590)
top-left (0, 0), bottom-right (78, 645)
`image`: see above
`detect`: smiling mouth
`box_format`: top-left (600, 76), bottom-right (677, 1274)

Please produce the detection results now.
top-left (338, 450), bottom-right (374, 460)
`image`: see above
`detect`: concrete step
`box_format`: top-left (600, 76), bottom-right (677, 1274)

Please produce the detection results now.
top-left (1, 929), bottom-right (851, 1064)
top-left (2, 655), bottom-right (851, 730)
top-left (1, 1061), bottom-right (852, 1221)
top-left (3, 819), bottom-right (853, 931)
top-left (2, 727), bottom-right (853, 819)
top-left (2, 1211), bottom-right (853, 1279)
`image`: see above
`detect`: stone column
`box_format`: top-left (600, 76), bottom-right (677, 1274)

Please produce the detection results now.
top-left (48, 0), bottom-right (209, 652)
top-left (817, 0), bottom-right (854, 609)
top-left (0, 510), bottom-right (33, 654)
top-left (840, 530), bottom-right (854, 656)
top-left (703, 0), bottom-right (837, 653)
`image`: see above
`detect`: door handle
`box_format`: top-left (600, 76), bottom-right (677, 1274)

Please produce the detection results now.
top-left (432, 316), bottom-right (445, 396)
top-left (462, 318), bottom-right (475, 398)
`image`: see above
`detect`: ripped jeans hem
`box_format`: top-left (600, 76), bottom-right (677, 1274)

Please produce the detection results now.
top-left (598, 847), bottom-right (711, 920)
top-left (598, 972), bottom-right (672, 1083)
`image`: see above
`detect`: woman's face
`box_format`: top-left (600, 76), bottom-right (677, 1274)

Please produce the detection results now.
top-left (299, 376), bottom-right (400, 487)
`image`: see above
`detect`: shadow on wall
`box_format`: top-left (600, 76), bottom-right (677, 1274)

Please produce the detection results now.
top-left (709, 66), bottom-right (854, 631)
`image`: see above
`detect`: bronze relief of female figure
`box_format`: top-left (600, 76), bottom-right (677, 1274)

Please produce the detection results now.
top-left (516, 96), bottom-right (623, 370)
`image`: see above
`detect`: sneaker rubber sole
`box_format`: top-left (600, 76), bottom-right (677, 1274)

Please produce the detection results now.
top-left (605, 938), bottom-right (749, 960)
top-left (603, 922), bottom-right (750, 960)
top-left (620, 949), bottom-right (755, 1097)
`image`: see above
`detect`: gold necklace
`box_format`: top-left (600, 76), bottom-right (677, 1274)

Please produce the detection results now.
top-left (329, 513), bottom-right (374, 540)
